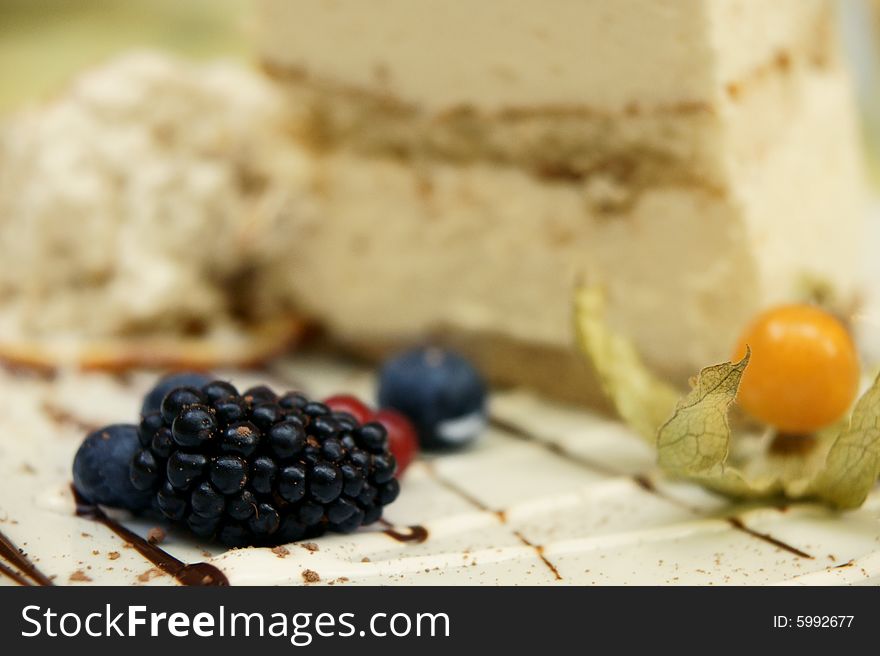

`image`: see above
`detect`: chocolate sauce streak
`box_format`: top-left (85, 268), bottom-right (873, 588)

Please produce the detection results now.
top-left (0, 529), bottom-right (54, 586)
top-left (631, 474), bottom-right (701, 513)
top-left (378, 519), bottom-right (429, 544)
top-left (490, 416), bottom-right (811, 564)
top-left (513, 531), bottom-right (562, 581)
top-left (426, 468), bottom-right (499, 515)
top-left (726, 517), bottom-right (814, 560)
top-left (0, 560), bottom-right (33, 586)
top-left (490, 416), bottom-right (618, 476)
top-left (421, 466), bottom-right (563, 580)
top-left (73, 488), bottom-right (229, 586)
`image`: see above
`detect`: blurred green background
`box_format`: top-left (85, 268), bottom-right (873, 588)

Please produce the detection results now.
top-left (0, 0), bottom-right (248, 113)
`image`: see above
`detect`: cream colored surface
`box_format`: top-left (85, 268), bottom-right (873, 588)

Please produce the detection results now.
top-left (2, 355), bottom-right (880, 586)
top-left (257, 0), bottom-right (831, 112)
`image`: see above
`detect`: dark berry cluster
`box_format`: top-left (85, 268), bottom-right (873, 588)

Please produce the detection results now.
top-left (130, 381), bottom-right (399, 547)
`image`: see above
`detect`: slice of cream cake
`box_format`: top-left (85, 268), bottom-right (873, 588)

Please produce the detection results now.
top-left (0, 53), bottom-right (311, 370)
top-left (257, 0), bottom-right (866, 402)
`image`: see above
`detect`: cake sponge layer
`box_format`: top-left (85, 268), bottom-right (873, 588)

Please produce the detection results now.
top-left (260, 0), bottom-right (836, 183)
top-left (258, 0), bottom-right (833, 112)
top-left (269, 64), bottom-right (863, 393)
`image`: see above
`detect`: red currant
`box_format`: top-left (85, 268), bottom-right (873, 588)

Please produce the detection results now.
top-left (373, 409), bottom-right (419, 477)
top-left (323, 394), bottom-right (373, 424)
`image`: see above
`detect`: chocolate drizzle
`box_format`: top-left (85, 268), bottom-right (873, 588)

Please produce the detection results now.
top-left (513, 530), bottom-right (562, 581)
top-left (379, 519), bottom-right (429, 544)
top-left (421, 466), bottom-right (564, 580)
top-left (491, 415), bottom-right (815, 563)
top-left (72, 488), bottom-right (229, 586)
top-left (0, 528), bottom-right (54, 586)
top-left (726, 517), bottom-right (813, 560)
top-left (490, 416), bottom-right (617, 476)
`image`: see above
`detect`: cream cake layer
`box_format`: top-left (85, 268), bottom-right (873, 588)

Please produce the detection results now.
top-left (257, 0), bottom-right (837, 182)
top-left (257, 0), bottom-right (833, 113)
top-left (265, 62), bottom-right (864, 398)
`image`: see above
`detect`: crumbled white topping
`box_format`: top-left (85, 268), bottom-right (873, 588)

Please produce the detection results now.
top-left (0, 51), bottom-right (311, 339)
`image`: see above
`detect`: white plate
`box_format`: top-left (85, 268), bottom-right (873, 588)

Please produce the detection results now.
top-left (1, 352), bottom-right (879, 586)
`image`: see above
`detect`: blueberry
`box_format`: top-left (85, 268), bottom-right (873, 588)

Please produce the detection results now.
top-left (141, 372), bottom-right (211, 416)
top-left (72, 424), bottom-right (153, 511)
top-left (377, 347), bottom-right (487, 450)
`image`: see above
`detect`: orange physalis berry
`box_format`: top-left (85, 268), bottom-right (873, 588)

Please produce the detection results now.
top-left (732, 304), bottom-right (859, 434)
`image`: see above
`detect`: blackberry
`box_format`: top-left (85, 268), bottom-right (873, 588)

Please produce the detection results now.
top-left (128, 379), bottom-right (399, 547)
top-left (141, 372), bottom-right (212, 416)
